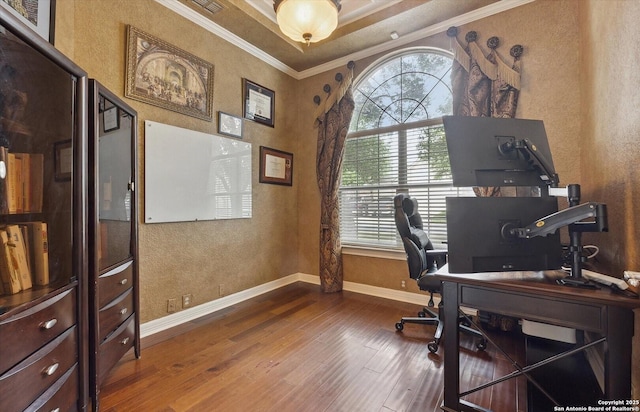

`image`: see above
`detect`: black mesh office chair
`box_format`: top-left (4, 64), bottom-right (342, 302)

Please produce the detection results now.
top-left (393, 193), bottom-right (486, 353)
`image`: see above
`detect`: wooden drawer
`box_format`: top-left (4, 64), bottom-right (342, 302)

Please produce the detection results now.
top-left (98, 287), bottom-right (134, 343)
top-left (0, 326), bottom-right (77, 412)
top-left (0, 288), bottom-right (76, 375)
top-left (98, 261), bottom-right (133, 308)
top-left (98, 315), bottom-right (135, 386)
top-left (25, 363), bottom-right (78, 412)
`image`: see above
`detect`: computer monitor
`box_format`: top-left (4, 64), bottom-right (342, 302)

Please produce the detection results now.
top-left (443, 116), bottom-right (559, 188)
top-left (446, 197), bottom-right (563, 273)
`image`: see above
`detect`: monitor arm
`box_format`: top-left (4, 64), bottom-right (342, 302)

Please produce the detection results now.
top-left (505, 189), bottom-right (608, 286)
top-left (508, 202), bottom-right (608, 239)
top-left (499, 138), bottom-right (560, 187)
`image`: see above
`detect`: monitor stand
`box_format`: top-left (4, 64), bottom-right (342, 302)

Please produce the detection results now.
top-left (557, 184), bottom-right (598, 289)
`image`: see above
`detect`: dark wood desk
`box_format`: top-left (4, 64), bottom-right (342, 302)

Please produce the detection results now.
top-left (435, 266), bottom-right (640, 412)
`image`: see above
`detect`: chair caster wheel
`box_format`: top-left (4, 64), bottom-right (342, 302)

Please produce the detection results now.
top-left (395, 322), bottom-right (404, 331)
top-left (477, 339), bottom-right (487, 351)
top-left (428, 341), bottom-right (438, 353)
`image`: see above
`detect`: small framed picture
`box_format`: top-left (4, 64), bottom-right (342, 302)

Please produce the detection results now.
top-left (243, 79), bottom-right (275, 128)
top-left (54, 139), bottom-right (72, 181)
top-left (103, 106), bottom-right (120, 133)
top-left (259, 146), bottom-right (293, 186)
top-left (217, 111), bottom-right (243, 138)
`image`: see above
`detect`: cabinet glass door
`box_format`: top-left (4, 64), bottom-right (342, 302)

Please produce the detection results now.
top-left (0, 17), bottom-right (84, 310)
top-left (95, 93), bottom-right (134, 270)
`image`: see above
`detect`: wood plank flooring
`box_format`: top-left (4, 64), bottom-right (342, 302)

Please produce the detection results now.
top-left (98, 282), bottom-right (527, 412)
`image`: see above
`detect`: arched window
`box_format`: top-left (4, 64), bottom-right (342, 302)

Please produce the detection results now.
top-left (339, 48), bottom-right (472, 249)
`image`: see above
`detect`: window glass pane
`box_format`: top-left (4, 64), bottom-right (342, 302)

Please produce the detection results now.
top-left (340, 49), bottom-right (472, 249)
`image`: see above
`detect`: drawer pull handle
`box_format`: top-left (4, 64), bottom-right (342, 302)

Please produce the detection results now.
top-left (121, 337), bottom-right (130, 345)
top-left (120, 308), bottom-right (128, 315)
top-left (43, 363), bottom-right (59, 376)
top-left (40, 319), bottom-right (58, 330)
top-left (119, 278), bottom-right (128, 285)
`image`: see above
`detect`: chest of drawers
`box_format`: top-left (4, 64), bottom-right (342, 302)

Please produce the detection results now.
top-left (0, 288), bottom-right (79, 411)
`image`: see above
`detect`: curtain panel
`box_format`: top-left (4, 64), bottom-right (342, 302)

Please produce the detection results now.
top-left (314, 66), bottom-right (355, 293)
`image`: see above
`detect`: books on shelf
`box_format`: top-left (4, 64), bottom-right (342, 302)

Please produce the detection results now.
top-left (0, 221), bottom-right (50, 295)
top-left (4, 224), bottom-right (32, 290)
top-left (0, 149), bottom-right (44, 214)
top-left (0, 229), bottom-right (22, 294)
top-left (20, 221), bottom-right (49, 285)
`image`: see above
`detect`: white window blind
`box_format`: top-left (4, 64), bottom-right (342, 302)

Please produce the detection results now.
top-left (339, 124), bottom-right (473, 248)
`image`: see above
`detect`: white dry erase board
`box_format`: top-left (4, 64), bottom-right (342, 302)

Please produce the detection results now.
top-left (144, 120), bottom-right (252, 223)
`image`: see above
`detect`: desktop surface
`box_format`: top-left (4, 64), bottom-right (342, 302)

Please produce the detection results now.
top-left (435, 265), bottom-right (640, 309)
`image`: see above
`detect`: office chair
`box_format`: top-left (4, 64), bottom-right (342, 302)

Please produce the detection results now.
top-left (393, 193), bottom-right (486, 353)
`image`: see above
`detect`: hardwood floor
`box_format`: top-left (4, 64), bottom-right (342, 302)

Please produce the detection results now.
top-left (99, 282), bottom-right (527, 411)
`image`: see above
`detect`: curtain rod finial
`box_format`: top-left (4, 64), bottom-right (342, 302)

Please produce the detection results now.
top-left (511, 44), bottom-right (524, 58)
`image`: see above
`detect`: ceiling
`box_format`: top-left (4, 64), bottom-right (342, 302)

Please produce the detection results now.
top-left (160, 0), bottom-right (528, 78)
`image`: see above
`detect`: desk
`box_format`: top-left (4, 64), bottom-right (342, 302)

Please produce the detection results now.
top-left (435, 266), bottom-right (640, 412)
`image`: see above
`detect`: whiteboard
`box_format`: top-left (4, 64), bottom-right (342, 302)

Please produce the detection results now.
top-left (144, 120), bottom-right (252, 223)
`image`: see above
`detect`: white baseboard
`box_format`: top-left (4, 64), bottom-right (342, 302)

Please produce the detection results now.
top-left (140, 273), bottom-right (434, 338)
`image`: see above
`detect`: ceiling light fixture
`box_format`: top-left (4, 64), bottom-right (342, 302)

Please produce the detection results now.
top-left (273, 0), bottom-right (341, 46)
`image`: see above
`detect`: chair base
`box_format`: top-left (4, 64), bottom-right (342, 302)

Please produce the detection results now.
top-left (395, 306), bottom-right (486, 353)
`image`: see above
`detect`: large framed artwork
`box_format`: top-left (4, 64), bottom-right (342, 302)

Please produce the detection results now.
top-left (125, 25), bottom-right (214, 121)
top-left (0, 0), bottom-right (56, 43)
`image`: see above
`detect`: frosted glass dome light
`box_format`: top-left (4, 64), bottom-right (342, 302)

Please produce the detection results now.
top-left (274, 0), bottom-right (341, 45)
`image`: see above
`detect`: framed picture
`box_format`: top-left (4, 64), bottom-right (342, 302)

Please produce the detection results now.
top-left (125, 25), bottom-right (214, 121)
top-left (243, 79), bottom-right (275, 127)
top-left (54, 139), bottom-right (72, 181)
top-left (0, 0), bottom-right (55, 43)
top-left (103, 106), bottom-right (120, 133)
top-left (259, 146), bottom-right (292, 186)
top-left (217, 111), bottom-right (243, 138)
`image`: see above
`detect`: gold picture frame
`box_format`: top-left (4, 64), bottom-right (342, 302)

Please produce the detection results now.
top-left (125, 25), bottom-right (214, 121)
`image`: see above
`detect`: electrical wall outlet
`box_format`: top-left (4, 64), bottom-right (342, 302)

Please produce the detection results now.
top-left (167, 298), bottom-right (177, 313)
top-left (182, 294), bottom-right (193, 308)
top-left (401, 280), bottom-right (406, 288)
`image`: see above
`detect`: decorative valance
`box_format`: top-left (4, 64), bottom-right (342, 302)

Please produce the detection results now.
top-left (313, 61), bottom-right (355, 126)
top-left (447, 27), bottom-right (523, 91)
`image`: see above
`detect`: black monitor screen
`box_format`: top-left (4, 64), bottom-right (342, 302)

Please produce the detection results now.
top-left (443, 116), bottom-right (557, 187)
top-left (446, 197), bottom-right (563, 273)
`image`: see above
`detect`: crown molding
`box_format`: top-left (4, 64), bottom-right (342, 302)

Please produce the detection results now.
top-left (154, 0), bottom-right (299, 77)
top-left (156, 0), bottom-right (534, 80)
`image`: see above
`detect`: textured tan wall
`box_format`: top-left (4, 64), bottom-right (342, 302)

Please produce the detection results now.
top-left (578, 0), bottom-right (640, 398)
top-left (56, 0), bottom-right (299, 322)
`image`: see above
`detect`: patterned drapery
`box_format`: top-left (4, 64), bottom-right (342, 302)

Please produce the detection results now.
top-left (447, 27), bottom-right (524, 197)
top-left (314, 64), bottom-right (355, 293)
